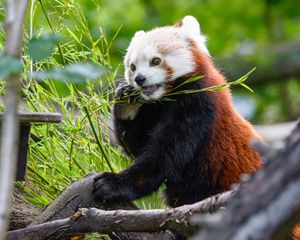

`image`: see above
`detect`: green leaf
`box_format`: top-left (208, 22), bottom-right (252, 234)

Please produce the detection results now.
top-left (234, 67), bottom-right (256, 84)
top-left (240, 83), bottom-right (254, 92)
top-left (31, 63), bottom-right (107, 84)
top-left (28, 33), bottom-right (61, 61)
top-left (0, 52), bottom-right (23, 80)
top-left (164, 67), bottom-right (256, 97)
top-left (159, 183), bottom-right (167, 191)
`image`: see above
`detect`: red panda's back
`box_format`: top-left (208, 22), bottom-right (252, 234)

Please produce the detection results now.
top-left (193, 50), bottom-right (262, 191)
top-left (207, 92), bottom-right (262, 191)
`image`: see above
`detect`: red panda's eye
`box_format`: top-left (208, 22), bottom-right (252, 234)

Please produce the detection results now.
top-left (150, 57), bottom-right (161, 66)
top-left (130, 64), bottom-right (136, 71)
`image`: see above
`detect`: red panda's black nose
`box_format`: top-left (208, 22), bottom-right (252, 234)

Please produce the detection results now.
top-left (135, 74), bottom-right (146, 86)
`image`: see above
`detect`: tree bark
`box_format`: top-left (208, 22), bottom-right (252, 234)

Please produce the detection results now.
top-left (0, 1), bottom-right (28, 239)
top-left (8, 187), bottom-right (42, 231)
top-left (7, 175), bottom-right (234, 240)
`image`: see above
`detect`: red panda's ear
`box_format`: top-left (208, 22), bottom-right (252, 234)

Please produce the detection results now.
top-left (133, 30), bottom-right (145, 40)
top-left (180, 15), bottom-right (201, 37)
top-left (176, 16), bottom-right (210, 56)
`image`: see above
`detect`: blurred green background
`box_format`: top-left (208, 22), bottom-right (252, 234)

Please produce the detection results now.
top-left (17, 0), bottom-right (300, 124)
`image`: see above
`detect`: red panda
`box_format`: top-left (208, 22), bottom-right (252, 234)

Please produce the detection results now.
top-left (93, 16), bottom-right (262, 208)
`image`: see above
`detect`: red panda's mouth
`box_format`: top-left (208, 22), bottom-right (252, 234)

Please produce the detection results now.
top-left (141, 84), bottom-right (162, 96)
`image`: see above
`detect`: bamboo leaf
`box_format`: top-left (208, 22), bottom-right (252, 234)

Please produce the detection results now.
top-left (31, 63), bottom-right (107, 84)
top-left (240, 83), bottom-right (254, 92)
top-left (0, 52), bottom-right (23, 80)
top-left (164, 68), bottom-right (256, 97)
top-left (28, 33), bottom-right (61, 61)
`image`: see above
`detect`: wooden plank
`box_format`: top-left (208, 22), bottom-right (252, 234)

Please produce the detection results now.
top-left (0, 112), bottom-right (62, 124)
top-left (0, 112), bottom-right (62, 181)
top-left (16, 125), bottom-right (30, 181)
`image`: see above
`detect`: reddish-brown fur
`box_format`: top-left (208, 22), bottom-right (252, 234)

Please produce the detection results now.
top-left (161, 61), bottom-right (173, 80)
top-left (188, 39), bottom-right (300, 239)
top-left (189, 39), bottom-right (262, 190)
top-left (294, 225), bottom-right (300, 240)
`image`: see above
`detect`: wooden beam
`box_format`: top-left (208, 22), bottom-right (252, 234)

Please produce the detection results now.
top-left (0, 112), bottom-right (62, 124)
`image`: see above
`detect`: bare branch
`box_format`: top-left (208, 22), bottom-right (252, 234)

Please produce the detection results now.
top-left (0, 1), bottom-right (28, 239)
top-left (4, 1), bottom-right (29, 57)
top-left (7, 190), bottom-right (234, 240)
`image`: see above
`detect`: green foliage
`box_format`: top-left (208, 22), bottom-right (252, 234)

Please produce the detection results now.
top-left (21, 79), bottom-right (165, 209)
top-left (19, 0), bottom-right (300, 123)
top-left (165, 68), bottom-right (255, 97)
top-left (10, 0), bottom-right (165, 214)
top-left (28, 33), bottom-right (61, 61)
top-left (0, 52), bottom-right (23, 80)
top-left (32, 63), bottom-right (107, 83)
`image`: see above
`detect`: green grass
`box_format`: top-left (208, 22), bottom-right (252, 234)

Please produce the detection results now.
top-left (20, 79), bottom-right (165, 209)
top-left (0, 0), bottom-right (165, 211)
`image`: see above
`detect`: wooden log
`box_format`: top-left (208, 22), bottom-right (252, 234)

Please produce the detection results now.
top-left (8, 179), bottom-right (234, 240)
top-left (11, 174), bottom-right (176, 240)
top-left (9, 187), bottom-right (42, 231)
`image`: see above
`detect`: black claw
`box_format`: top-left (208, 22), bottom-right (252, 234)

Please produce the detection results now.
top-left (115, 83), bottom-right (137, 100)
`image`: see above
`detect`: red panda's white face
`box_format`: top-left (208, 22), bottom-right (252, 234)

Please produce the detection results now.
top-left (124, 16), bottom-right (209, 100)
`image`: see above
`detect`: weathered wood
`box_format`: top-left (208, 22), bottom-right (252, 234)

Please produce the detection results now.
top-left (16, 125), bottom-right (30, 180)
top-left (9, 187), bottom-right (42, 231)
top-left (0, 112), bottom-right (62, 124)
top-left (0, 125), bottom-right (31, 181)
top-left (7, 178), bottom-right (234, 240)
top-left (0, 112), bottom-right (62, 180)
top-left (27, 174), bottom-right (176, 240)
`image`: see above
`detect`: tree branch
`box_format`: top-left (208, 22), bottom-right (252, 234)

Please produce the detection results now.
top-left (0, 1), bottom-right (28, 239)
top-left (7, 188), bottom-right (234, 240)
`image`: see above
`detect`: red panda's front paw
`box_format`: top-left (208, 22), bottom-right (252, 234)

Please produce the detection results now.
top-left (92, 172), bottom-right (129, 203)
top-left (115, 83), bottom-right (139, 103)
